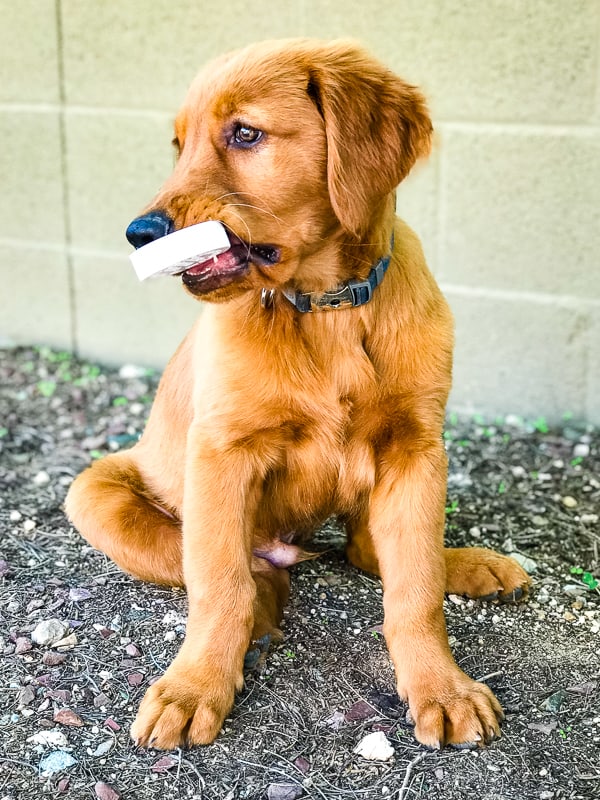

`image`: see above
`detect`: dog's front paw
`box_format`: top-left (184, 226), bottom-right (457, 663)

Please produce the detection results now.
top-left (130, 658), bottom-right (242, 749)
top-left (402, 670), bottom-right (504, 749)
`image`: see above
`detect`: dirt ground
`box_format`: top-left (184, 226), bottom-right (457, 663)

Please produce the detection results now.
top-left (1, 344), bottom-right (599, 800)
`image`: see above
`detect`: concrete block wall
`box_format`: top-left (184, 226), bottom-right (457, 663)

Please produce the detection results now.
top-left (2, 1), bottom-right (599, 422)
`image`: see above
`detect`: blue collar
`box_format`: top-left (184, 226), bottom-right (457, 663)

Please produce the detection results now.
top-left (276, 234), bottom-right (394, 313)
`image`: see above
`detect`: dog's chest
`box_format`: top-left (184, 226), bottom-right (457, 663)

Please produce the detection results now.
top-left (263, 347), bottom-right (379, 522)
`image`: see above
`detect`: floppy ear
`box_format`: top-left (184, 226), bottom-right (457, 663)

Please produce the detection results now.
top-left (307, 43), bottom-right (432, 236)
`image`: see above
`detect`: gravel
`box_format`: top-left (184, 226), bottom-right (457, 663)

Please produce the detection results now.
top-left (1, 344), bottom-right (599, 799)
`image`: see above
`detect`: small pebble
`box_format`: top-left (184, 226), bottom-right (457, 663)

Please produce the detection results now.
top-left (54, 708), bottom-right (84, 727)
top-left (69, 587), bottom-right (92, 602)
top-left (267, 784), bottom-right (303, 800)
top-left (353, 731), bottom-right (395, 761)
top-left (55, 633), bottom-right (78, 650)
top-left (537, 587), bottom-right (550, 605)
top-left (15, 637), bottom-right (32, 655)
top-left (448, 594), bottom-right (465, 605)
top-left (541, 690), bottom-right (567, 713)
top-left (563, 584), bottom-right (585, 597)
top-left (119, 364), bottom-right (146, 379)
top-left (33, 470), bottom-right (50, 486)
top-left (581, 513), bottom-right (598, 525)
top-left (94, 692), bottom-right (110, 708)
top-left (27, 730), bottom-right (70, 749)
top-left (43, 651), bottom-right (67, 666)
top-left (39, 750), bottom-right (77, 777)
top-left (509, 553), bottom-right (538, 574)
top-left (23, 519), bottom-right (36, 532)
top-left (32, 620), bottom-right (69, 648)
top-left (18, 685), bottom-right (36, 709)
top-left (92, 740), bottom-right (113, 757)
top-left (9, 510), bottom-right (22, 522)
top-left (94, 781), bottom-right (120, 800)
top-left (561, 496), bottom-right (578, 509)
top-left (573, 443), bottom-right (590, 458)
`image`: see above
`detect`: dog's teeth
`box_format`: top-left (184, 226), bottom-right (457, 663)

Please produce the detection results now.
top-left (213, 255), bottom-right (218, 264)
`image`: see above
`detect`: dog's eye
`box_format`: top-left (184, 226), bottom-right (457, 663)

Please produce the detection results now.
top-left (233, 125), bottom-right (263, 147)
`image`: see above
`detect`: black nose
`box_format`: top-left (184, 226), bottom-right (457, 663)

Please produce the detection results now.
top-left (125, 211), bottom-right (175, 249)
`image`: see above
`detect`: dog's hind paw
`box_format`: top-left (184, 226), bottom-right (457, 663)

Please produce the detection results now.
top-left (243, 633), bottom-right (272, 672)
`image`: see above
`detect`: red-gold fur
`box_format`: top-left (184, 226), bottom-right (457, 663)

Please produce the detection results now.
top-left (65, 39), bottom-right (529, 750)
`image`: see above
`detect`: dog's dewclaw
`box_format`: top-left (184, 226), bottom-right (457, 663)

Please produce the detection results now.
top-left (129, 220), bottom-right (230, 281)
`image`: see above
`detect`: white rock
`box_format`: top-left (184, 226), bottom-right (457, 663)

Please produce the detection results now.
top-left (118, 364), bottom-right (146, 379)
top-left (9, 510), bottom-right (22, 522)
top-left (505, 414), bottom-right (522, 427)
top-left (581, 514), bottom-right (598, 525)
top-left (510, 465), bottom-right (527, 479)
top-left (31, 619), bottom-right (69, 647)
top-left (33, 470), bottom-right (50, 486)
top-left (561, 495), bottom-right (578, 508)
top-left (573, 443), bottom-right (590, 458)
top-left (448, 594), bottom-right (465, 605)
top-left (353, 731), bottom-right (395, 761)
top-left (27, 730), bottom-right (70, 749)
top-left (23, 519), bottom-right (36, 532)
top-left (162, 610), bottom-right (187, 627)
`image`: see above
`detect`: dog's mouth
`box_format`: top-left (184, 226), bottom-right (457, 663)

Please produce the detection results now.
top-left (180, 230), bottom-right (280, 295)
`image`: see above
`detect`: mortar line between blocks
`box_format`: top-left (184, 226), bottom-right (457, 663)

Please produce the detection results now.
top-left (54, 0), bottom-right (78, 356)
top-left (440, 282), bottom-right (600, 310)
top-left (435, 131), bottom-right (446, 280)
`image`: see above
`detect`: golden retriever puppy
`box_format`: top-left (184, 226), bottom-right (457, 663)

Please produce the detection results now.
top-left (65, 39), bottom-right (529, 750)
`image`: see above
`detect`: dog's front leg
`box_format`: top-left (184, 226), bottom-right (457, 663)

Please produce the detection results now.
top-left (131, 425), bottom-right (259, 749)
top-left (371, 440), bottom-right (503, 748)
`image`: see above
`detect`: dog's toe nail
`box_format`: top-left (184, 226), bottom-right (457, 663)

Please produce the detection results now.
top-left (479, 591), bottom-right (500, 602)
top-left (450, 740), bottom-right (478, 751)
top-left (500, 587), bottom-right (523, 603)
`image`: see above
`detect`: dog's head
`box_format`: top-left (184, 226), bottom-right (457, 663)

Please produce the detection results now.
top-left (126, 39), bottom-right (432, 302)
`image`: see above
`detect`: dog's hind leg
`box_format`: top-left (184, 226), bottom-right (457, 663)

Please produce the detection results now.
top-left (244, 557), bottom-right (290, 670)
top-left (64, 453), bottom-right (184, 586)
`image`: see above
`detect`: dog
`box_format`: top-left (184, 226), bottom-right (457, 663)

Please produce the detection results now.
top-left (65, 38), bottom-right (530, 750)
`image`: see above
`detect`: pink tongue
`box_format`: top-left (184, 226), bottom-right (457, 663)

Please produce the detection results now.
top-left (184, 248), bottom-right (237, 276)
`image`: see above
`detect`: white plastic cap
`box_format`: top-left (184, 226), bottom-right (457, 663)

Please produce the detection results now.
top-left (129, 220), bottom-right (231, 281)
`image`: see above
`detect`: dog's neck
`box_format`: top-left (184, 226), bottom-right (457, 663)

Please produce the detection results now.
top-left (271, 232), bottom-right (394, 313)
top-left (269, 199), bottom-right (396, 313)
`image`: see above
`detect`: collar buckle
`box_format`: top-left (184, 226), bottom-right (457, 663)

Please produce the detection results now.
top-left (274, 232), bottom-right (394, 314)
top-left (309, 283), bottom-right (357, 312)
